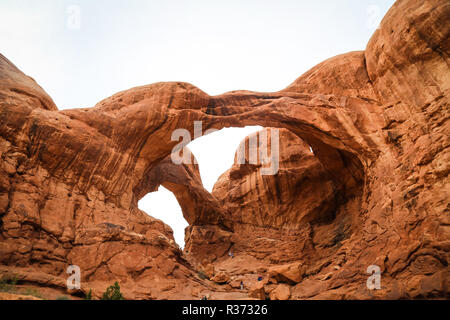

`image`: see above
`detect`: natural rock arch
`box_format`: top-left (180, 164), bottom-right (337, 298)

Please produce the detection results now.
top-left (0, 0), bottom-right (448, 299)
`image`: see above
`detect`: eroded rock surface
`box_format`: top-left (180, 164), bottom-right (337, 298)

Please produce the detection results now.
top-left (0, 0), bottom-right (448, 299)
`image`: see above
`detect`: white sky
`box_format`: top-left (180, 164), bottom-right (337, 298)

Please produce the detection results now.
top-left (0, 0), bottom-right (395, 247)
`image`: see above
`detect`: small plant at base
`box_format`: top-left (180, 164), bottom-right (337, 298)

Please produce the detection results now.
top-left (23, 287), bottom-right (42, 299)
top-left (0, 274), bottom-right (18, 292)
top-left (197, 271), bottom-right (208, 280)
top-left (101, 282), bottom-right (124, 300)
top-left (84, 289), bottom-right (92, 300)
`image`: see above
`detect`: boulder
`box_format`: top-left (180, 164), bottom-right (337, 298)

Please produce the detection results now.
top-left (269, 284), bottom-right (291, 300)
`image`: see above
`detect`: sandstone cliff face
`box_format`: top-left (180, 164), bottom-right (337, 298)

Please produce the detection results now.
top-left (213, 128), bottom-right (336, 230)
top-left (0, 57), bottom-right (219, 299)
top-left (0, 0), bottom-right (448, 299)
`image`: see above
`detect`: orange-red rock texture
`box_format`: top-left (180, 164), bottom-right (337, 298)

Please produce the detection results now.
top-left (0, 0), bottom-right (448, 299)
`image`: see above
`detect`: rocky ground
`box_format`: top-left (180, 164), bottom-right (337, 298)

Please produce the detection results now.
top-left (0, 0), bottom-right (448, 299)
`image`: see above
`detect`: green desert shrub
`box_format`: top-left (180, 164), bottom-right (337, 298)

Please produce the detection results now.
top-left (22, 287), bottom-right (42, 299)
top-left (0, 274), bottom-right (18, 292)
top-left (101, 282), bottom-right (124, 300)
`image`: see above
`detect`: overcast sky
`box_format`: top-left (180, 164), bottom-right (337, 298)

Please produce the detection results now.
top-left (0, 0), bottom-right (396, 247)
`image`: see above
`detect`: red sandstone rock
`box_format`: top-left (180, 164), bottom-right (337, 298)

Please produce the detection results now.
top-left (0, 0), bottom-right (448, 300)
top-left (248, 281), bottom-right (266, 300)
top-left (269, 284), bottom-right (291, 300)
top-left (268, 262), bottom-right (306, 285)
top-left (211, 271), bottom-right (230, 284)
